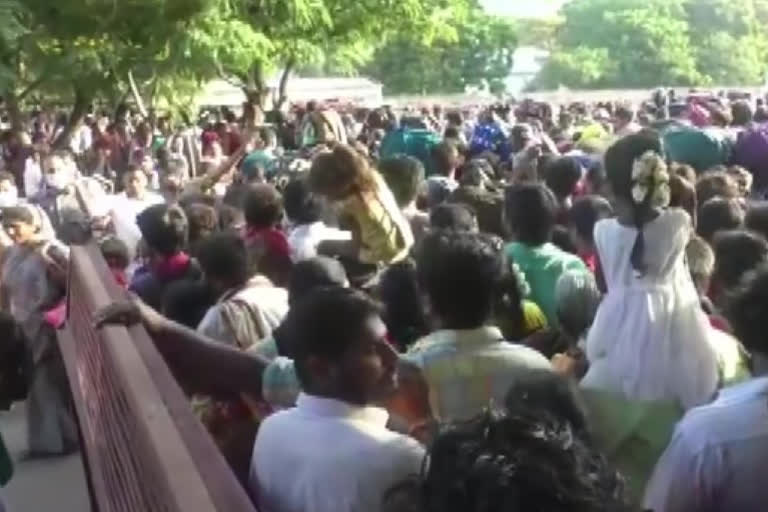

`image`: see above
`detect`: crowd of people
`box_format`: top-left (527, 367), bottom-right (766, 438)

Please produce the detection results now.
top-left (1, 89), bottom-right (768, 511)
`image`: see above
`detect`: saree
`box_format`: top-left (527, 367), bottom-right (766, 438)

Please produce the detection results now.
top-left (2, 242), bottom-right (77, 455)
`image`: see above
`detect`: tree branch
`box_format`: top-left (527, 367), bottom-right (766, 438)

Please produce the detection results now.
top-left (127, 69), bottom-right (148, 118)
top-left (17, 72), bottom-right (48, 101)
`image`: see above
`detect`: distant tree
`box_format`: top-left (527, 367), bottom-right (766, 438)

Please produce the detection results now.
top-left (365, 9), bottom-right (517, 95)
top-left (530, 0), bottom-right (768, 90)
top-left (532, 0), bottom-right (702, 90)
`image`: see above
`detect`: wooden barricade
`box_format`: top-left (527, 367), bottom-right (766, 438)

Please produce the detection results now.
top-left (58, 244), bottom-right (258, 512)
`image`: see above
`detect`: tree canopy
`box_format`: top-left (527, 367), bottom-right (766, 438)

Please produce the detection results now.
top-left (364, 5), bottom-right (518, 95)
top-left (531, 0), bottom-right (768, 90)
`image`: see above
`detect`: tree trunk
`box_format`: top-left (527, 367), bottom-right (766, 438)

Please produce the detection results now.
top-left (273, 56), bottom-right (296, 111)
top-left (5, 92), bottom-right (23, 134)
top-left (242, 62), bottom-right (268, 128)
top-left (53, 86), bottom-right (90, 150)
top-left (127, 69), bottom-right (148, 119)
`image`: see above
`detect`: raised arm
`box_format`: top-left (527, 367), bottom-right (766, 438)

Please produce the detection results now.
top-left (94, 297), bottom-right (269, 397)
top-left (197, 129), bottom-right (257, 193)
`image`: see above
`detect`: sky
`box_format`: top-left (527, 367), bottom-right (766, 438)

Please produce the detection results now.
top-left (479, 0), bottom-right (567, 18)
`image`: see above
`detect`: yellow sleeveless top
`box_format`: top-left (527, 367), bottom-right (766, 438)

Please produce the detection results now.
top-left (340, 172), bottom-right (414, 264)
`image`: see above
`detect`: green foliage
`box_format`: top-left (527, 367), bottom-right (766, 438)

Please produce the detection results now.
top-left (365, 8), bottom-right (517, 95)
top-left (531, 0), bottom-right (768, 90)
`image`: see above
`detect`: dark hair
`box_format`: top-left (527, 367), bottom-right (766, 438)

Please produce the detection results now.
top-left (283, 177), bottom-right (324, 225)
top-left (727, 263), bottom-right (768, 355)
top-left (417, 231), bottom-right (522, 330)
top-left (243, 184), bottom-right (283, 229)
top-left (288, 256), bottom-right (348, 306)
top-left (544, 157), bottom-right (582, 201)
top-left (379, 156), bottom-right (425, 208)
top-left (697, 197), bottom-right (744, 243)
top-left (217, 203), bottom-right (244, 232)
top-left (283, 287), bottom-right (382, 387)
top-left (378, 260), bottom-right (430, 351)
top-left (671, 163), bottom-right (697, 183)
top-left (585, 162), bottom-right (607, 194)
top-left (569, 195), bottom-right (613, 245)
top-left (136, 204), bottom-right (188, 256)
top-left (1, 206), bottom-right (35, 226)
top-left (430, 203), bottom-right (477, 232)
top-left (413, 409), bottom-right (629, 512)
top-left (615, 106), bottom-right (633, 122)
top-left (195, 232), bottom-right (250, 287)
top-left (443, 126), bottom-right (460, 140)
top-left (99, 236), bottom-right (130, 270)
top-left (731, 101), bottom-right (753, 126)
top-left (696, 172), bottom-right (739, 206)
top-left (713, 230), bottom-right (768, 295)
top-left (669, 174), bottom-right (697, 224)
top-left (604, 132), bottom-right (665, 274)
top-left (184, 203), bottom-right (219, 247)
top-left (504, 183), bottom-right (557, 246)
top-left (745, 202), bottom-right (768, 241)
top-left (222, 183), bottom-right (249, 209)
top-left (551, 224), bottom-right (577, 254)
top-left (505, 368), bottom-right (591, 441)
top-left (431, 141), bottom-right (459, 177)
top-left (161, 280), bottom-right (216, 329)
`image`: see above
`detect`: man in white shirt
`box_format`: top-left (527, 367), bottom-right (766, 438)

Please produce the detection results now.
top-left (250, 287), bottom-right (425, 512)
top-left (645, 264), bottom-right (768, 512)
top-left (103, 167), bottom-right (163, 259)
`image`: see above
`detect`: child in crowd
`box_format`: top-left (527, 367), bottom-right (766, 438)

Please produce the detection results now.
top-left (130, 204), bottom-right (201, 310)
top-left (99, 236), bottom-right (130, 288)
top-left (309, 144), bottom-right (414, 269)
top-left (242, 184), bottom-right (292, 286)
top-left (429, 203), bottom-right (478, 232)
top-left (668, 173), bottom-right (697, 225)
top-left (281, 177), bottom-right (350, 262)
top-left (710, 230), bottom-right (768, 309)
top-left (696, 197), bottom-right (744, 244)
top-left (378, 155), bottom-right (430, 243)
top-left (745, 201), bottom-right (768, 240)
top-left (568, 195), bottom-right (613, 273)
top-left (401, 230), bottom-right (551, 424)
top-left (505, 183), bottom-right (588, 326)
top-left (582, 132), bottom-right (719, 410)
top-left (543, 156), bottom-right (583, 224)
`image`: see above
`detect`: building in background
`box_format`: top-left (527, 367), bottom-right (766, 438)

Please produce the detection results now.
top-left (198, 77), bottom-right (384, 109)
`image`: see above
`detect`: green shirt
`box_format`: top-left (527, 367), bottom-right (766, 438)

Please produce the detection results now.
top-left (506, 242), bottom-right (587, 326)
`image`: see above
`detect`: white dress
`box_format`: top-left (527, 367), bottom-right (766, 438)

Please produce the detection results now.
top-left (581, 209), bottom-right (718, 410)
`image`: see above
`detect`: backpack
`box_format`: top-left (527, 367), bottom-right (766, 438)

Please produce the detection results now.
top-left (380, 128), bottom-right (442, 176)
top-left (731, 123), bottom-right (768, 190)
top-left (661, 124), bottom-right (730, 173)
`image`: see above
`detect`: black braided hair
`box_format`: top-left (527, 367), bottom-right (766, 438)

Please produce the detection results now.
top-left (604, 132), bottom-right (665, 276)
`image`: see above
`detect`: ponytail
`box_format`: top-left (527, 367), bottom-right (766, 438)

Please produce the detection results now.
top-left (628, 151), bottom-right (671, 276)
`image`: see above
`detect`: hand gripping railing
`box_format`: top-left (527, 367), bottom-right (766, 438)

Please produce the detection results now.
top-left (57, 244), bottom-right (258, 512)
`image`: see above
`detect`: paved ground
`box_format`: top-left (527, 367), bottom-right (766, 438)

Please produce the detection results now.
top-left (0, 403), bottom-right (90, 511)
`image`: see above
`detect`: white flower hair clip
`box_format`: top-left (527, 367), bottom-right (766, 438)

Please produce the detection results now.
top-left (631, 151), bottom-right (670, 208)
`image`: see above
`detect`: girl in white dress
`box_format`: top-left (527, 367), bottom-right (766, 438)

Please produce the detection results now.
top-left (581, 133), bottom-right (719, 410)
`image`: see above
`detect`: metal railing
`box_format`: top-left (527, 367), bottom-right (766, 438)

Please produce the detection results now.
top-left (58, 244), bottom-right (258, 512)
